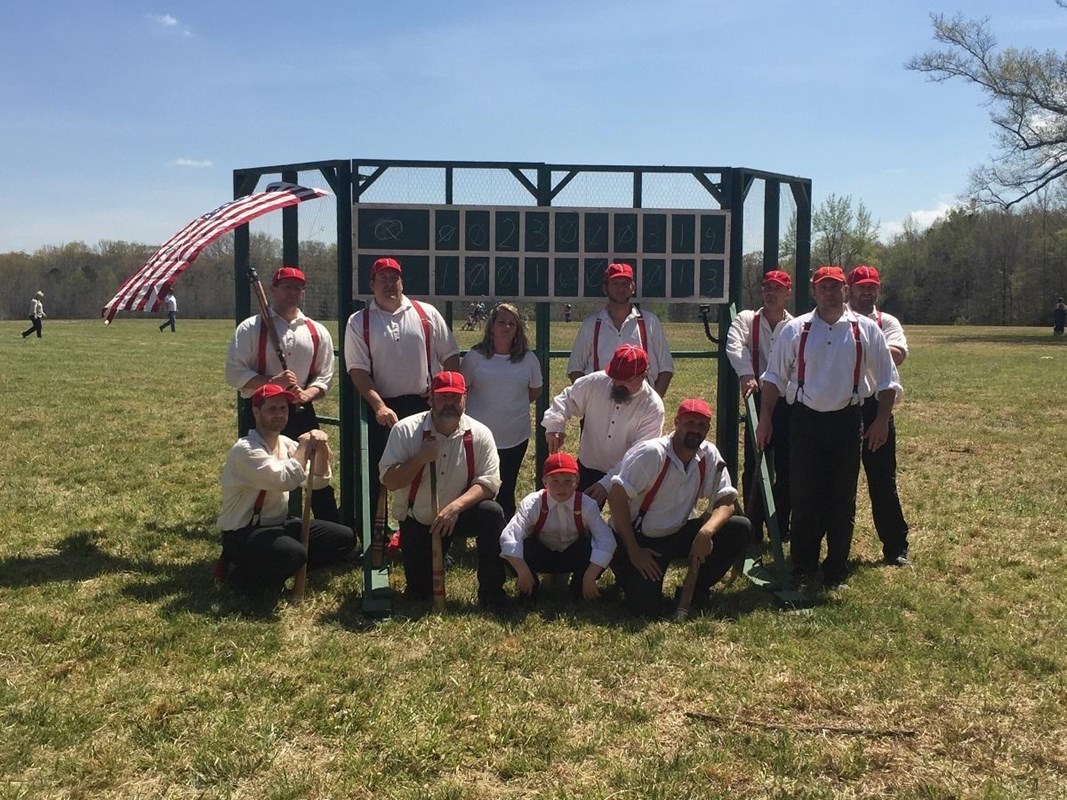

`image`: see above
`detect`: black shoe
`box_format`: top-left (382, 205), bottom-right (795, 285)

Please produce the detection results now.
top-left (478, 594), bottom-right (509, 617)
top-left (883, 554), bottom-right (911, 567)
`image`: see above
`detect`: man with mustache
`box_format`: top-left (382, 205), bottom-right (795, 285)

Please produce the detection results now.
top-left (608, 399), bottom-right (751, 618)
top-left (542, 344), bottom-right (665, 505)
top-left (379, 371), bottom-right (507, 611)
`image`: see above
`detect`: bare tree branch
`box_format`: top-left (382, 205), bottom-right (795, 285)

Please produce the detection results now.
top-left (907, 6), bottom-right (1067, 208)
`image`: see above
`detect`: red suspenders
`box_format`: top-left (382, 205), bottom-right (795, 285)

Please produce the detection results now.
top-left (592, 311), bottom-right (648, 372)
top-left (796, 317), bottom-right (863, 401)
top-left (406, 427), bottom-right (476, 511)
top-left (257, 317), bottom-right (320, 385)
top-left (632, 454), bottom-right (708, 534)
top-left (530, 490), bottom-right (587, 538)
top-left (363, 299), bottom-right (433, 381)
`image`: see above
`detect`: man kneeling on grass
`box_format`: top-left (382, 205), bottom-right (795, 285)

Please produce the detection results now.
top-left (609, 399), bottom-right (751, 618)
top-left (499, 452), bottom-right (616, 603)
top-left (216, 384), bottom-right (356, 597)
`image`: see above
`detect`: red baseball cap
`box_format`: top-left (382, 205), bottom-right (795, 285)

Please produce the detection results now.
top-left (543, 452), bottom-right (579, 476)
top-left (371, 257), bottom-right (403, 278)
top-left (430, 371), bottom-right (467, 394)
top-left (271, 266), bottom-right (305, 286)
top-left (252, 384), bottom-right (297, 407)
top-left (763, 270), bottom-right (793, 289)
top-left (812, 266), bottom-right (846, 284)
top-left (676, 398), bottom-right (713, 419)
top-left (606, 344), bottom-right (649, 381)
top-left (848, 265), bottom-right (880, 286)
top-left (605, 262), bottom-right (634, 282)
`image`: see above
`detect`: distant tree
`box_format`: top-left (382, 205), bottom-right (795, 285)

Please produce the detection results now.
top-left (811, 194), bottom-right (879, 269)
top-left (908, 3), bottom-right (1067, 208)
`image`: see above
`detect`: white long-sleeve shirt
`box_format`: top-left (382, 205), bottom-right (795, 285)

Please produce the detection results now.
top-left (344, 296), bottom-right (458, 398)
top-left (541, 371), bottom-right (664, 488)
top-left (611, 435), bottom-right (737, 539)
top-left (217, 430), bottom-right (330, 531)
top-left (380, 411), bottom-right (502, 525)
top-left (225, 309), bottom-right (335, 399)
top-left (725, 307), bottom-right (793, 380)
top-left (500, 489), bottom-right (616, 568)
top-left (761, 308), bottom-right (902, 412)
top-left (566, 306), bottom-right (674, 381)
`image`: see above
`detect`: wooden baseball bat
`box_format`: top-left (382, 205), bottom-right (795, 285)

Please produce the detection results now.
top-left (674, 561), bottom-right (700, 620)
top-left (247, 266), bottom-right (289, 372)
top-left (370, 490), bottom-right (389, 569)
top-left (429, 462), bottom-right (445, 610)
top-left (674, 460), bottom-right (727, 620)
top-left (291, 442), bottom-right (316, 602)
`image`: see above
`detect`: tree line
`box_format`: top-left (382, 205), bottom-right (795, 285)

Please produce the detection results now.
top-left (3, 197), bottom-right (1066, 327)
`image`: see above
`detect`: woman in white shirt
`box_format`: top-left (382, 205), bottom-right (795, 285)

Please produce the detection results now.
top-left (461, 303), bottom-right (543, 518)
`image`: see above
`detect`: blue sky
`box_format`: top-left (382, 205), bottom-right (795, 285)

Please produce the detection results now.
top-left (3, 0), bottom-right (1065, 254)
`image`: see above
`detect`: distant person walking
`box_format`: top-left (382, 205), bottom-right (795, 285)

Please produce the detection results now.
top-left (1054, 297), bottom-right (1066, 337)
top-left (21, 291), bottom-right (46, 339)
top-left (159, 290), bottom-right (177, 333)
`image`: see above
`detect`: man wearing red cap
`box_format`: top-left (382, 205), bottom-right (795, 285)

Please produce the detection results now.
top-left (225, 266), bottom-right (339, 520)
top-left (567, 262), bottom-right (674, 396)
top-left (345, 256), bottom-right (460, 518)
top-left (847, 265), bottom-right (911, 567)
top-left (542, 344), bottom-right (665, 505)
top-left (216, 384), bottom-right (356, 597)
top-left (609, 398), bottom-right (750, 618)
top-left (757, 266), bottom-right (901, 589)
top-left (499, 451), bottom-right (616, 603)
top-left (379, 371), bottom-right (507, 610)
top-left (726, 269), bottom-right (795, 548)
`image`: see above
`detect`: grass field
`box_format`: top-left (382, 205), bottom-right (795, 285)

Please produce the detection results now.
top-left (2, 318), bottom-right (1066, 799)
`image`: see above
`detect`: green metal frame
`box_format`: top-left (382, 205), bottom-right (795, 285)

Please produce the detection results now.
top-left (231, 159), bottom-right (812, 618)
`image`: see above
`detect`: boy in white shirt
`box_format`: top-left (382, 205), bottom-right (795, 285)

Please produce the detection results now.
top-left (500, 452), bottom-right (616, 602)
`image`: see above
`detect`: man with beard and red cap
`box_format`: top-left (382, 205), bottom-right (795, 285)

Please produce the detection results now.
top-left (608, 398), bottom-right (751, 618)
top-left (847, 265), bottom-right (912, 567)
top-left (542, 344), bottom-right (665, 505)
top-left (379, 371), bottom-right (507, 611)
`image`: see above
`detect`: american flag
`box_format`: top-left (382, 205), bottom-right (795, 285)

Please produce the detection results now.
top-left (101, 182), bottom-right (329, 323)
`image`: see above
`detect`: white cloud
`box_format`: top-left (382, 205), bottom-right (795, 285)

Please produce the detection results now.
top-left (174, 158), bottom-right (213, 169)
top-left (150, 14), bottom-right (179, 27)
top-left (879, 201), bottom-right (955, 241)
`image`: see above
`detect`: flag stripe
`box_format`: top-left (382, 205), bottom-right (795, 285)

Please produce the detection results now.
top-left (101, 183), bottom-right (328, 323)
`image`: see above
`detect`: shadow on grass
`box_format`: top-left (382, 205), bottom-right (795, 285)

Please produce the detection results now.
top-left (0, 528), bottom-right (284, 621)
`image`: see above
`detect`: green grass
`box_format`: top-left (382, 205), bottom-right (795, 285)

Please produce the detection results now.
top-left (2, 319), bottom-right (1066, 799)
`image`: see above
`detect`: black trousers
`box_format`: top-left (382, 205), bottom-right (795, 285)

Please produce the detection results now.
top-left (496, 439), bottom-right (529, 520)
top-left (577, 464), bottom-right (606, 494)
top-left (861, 397), bottom-right (909, 560)
top-left (221, 517), bottom-right (355, 594)
top-left (742, 393), bottom-right (791, 541)
top-left (398, 500), bottom-right (506, 603)
top-left (518, 536), bottom-right (594, 599)
top-left (239, 400), bottom-right (342, 523)
top-left (613, 513), bottom-right (751, 618)
top-left (159, 311), bottom-right (176, 332)
top-left (367, 394), bottom-right (429, 520)
top-left (789, 403), bottom-right (862, 585)
top-left (21, 317), bottom-right (42, 338)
